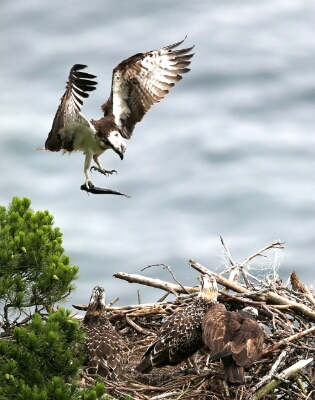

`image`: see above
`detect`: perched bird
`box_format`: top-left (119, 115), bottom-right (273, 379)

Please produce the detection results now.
top-left (83, 286), bottom-right (123, 380)
top-left (202, 305), bottom-right (265, 386)
top-left (39, 38), bottom-right (194, 188)
top-left (136, 274), bottom-right (218, 374)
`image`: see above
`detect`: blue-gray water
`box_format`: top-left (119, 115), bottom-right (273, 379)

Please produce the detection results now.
top-left (1, 1), bottom-right (314, 312)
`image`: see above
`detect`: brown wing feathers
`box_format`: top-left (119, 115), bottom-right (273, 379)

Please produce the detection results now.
top-left (202, 305), bottom-right (265, 386)
top-left (45, 64), bottom-right (97, 151)
top-left (135, 302), bottom-right (205, 373)
top-left (102, 38), bottom-right (194, 140)
top-left (85, 315), bottom-right (123, 379)
top-left (136, 274), bottom-right (218, 374)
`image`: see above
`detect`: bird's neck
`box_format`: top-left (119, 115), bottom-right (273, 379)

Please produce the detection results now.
top-left (200, 289), bottom-right (218, 303)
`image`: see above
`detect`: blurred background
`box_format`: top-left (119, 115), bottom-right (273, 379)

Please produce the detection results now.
top-left (1, 1), bottom-right (314, 312)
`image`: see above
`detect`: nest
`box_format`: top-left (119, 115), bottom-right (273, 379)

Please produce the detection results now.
top-left (75, 239), bottom-right (315, 400)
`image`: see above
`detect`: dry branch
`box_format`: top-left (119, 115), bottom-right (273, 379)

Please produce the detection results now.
top-left (262, 325), bottom-right (315, 355)
top-left (75, 238), bottom-right (315, 399)
top-left (113, 272), bottom-right (198, 296)
top-left (189, 260), bottom-right (315, 321)
top-left (188, 259), bottom-right (249, 293)
top-left (125, 315), bottom-right (153, 336)
top-left (250, 358), bottom-right (313, 400)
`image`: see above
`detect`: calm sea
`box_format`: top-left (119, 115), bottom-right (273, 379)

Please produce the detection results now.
top-left (1, 0), bottom-right (314, 311)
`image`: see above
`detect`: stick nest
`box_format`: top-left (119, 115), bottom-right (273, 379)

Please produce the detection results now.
top-left (75, 239), bottom-right (315, 400)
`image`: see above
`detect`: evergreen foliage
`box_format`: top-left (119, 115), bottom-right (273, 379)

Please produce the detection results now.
top-left (0, 197), bottom-right (111, 399)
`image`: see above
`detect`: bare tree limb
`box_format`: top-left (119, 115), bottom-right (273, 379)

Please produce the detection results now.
top-left (238, 240), bottom-right (285, 269)
top-left (188, 260), bottom-right (315, 321)
top-left (250, 358), bottom-right (313, 400)
top-left (188, 259), bottom-right (249, 294)
top-left (113, 272), bottom-right (198, 296)
top-left (144, 264), bottom-right (190, 295)
top-left (251, 350), bottom-right (288, 392)
top-left (262, 325), bottom-right (315, 356)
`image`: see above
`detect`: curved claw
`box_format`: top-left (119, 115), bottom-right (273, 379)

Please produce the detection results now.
top-left (90, 166), bottom-right (117, 176)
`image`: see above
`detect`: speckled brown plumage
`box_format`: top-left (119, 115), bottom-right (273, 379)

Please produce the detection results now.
top-left (136, 274), bottom-right (218, 374)
top-left (83, 286), bottom-right (123, 380)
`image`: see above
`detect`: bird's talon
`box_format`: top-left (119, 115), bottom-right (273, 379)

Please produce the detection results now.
top-left (90, 167), bottom-right (117, 176)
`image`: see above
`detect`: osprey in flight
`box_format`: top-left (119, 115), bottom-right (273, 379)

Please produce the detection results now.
top-left (40, 38), bottom-right (194, 189)
top-left (202, 305), bottom-right (265, 386)
top-left (83, 286), bottom-right (123, 380)
top-left (135, 274), bottom-right (218, 374)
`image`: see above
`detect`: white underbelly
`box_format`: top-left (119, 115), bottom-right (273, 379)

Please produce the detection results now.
top-left (62, 121), bottom-right (105, 156)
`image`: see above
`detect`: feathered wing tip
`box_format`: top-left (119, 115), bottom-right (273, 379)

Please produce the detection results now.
top-left (159, 36), bottom-right (195, 73)
top-left (135, 355), bottom-right (154, 374)
top-left (135, 340), bottom-right (157, 373)
top-left (105, 37), bottom-right (195, 140)
top-left (44, 64), bottom-right (98, 152)
top-left (223, 360), bottom-right (244, 386)
top-left (161, 36), bottom-right (188, 51)
top-left (68, 64), bottom-right (98, 107)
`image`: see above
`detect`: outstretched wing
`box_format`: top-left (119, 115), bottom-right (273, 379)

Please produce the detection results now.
top-left (102, 38), bottom-right (194, 139)
top-left (45, 64), bottom-right (98, 151)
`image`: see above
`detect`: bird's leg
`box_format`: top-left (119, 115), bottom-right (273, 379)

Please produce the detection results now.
top-left (188, 353), bottom-right (200, 375)
top-left (182, 353), bottom-right (200, 375)
top-left (83, 151), bottom-right (94, 188)
top-left (90, 155), bottom-right (117, 176)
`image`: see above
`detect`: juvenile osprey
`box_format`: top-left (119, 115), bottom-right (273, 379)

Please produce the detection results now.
top-left (40, 38), bottom-right (194, 188)
top-left (83, 286), bottom-right (123, 380)
top-left (202, 305), bottom-right (265, 386)
top-left (135, 274), bottom-right (218, 374)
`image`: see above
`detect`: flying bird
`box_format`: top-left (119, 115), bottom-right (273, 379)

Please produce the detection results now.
top-left (135, 274), bottom-right (218, 374)
top-left (83, 286), bottom-right (123, 380)
top-left (39, 38), bottom-right (194, 189)
top-left (202, 305), bottom-right (265, 386)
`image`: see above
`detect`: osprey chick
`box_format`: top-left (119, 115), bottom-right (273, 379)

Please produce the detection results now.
top-left (40, 38), bottom-right (194, 188)
top-left (83, 286), bottom-right (123, 380)
top-left (136, 274), bottom-right (218, 374)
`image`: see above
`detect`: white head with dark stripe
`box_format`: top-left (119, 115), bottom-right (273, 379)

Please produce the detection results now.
top-left (198, 274), bottom-right (218, 303)
top-left (105, 130), bottom-right (126, 160)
